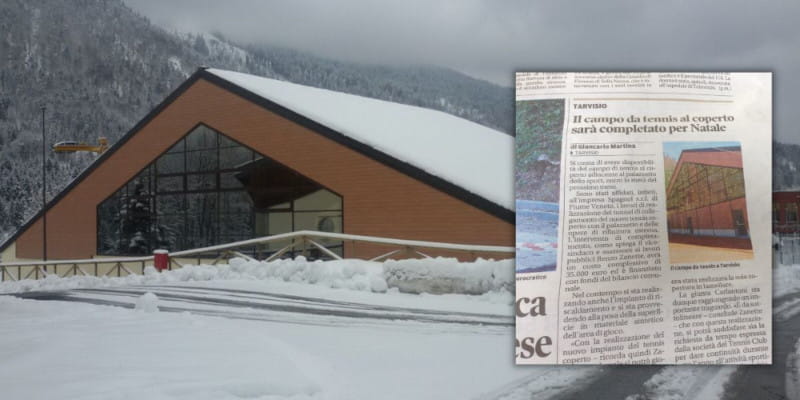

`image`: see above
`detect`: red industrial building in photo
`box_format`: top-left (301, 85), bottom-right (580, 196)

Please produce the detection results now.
top-left (665, 146), bottom-right (751, 249)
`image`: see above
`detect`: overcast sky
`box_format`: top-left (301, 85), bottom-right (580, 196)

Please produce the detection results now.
top-left (123, 0), bottom-right (800, 144)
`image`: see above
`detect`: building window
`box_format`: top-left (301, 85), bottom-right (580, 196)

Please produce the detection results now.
top-left (732, 209), bottom-right (747, 236)
top-left (788, 203), bottom-right (798, 225)
top-left (667, 162), bottom-right (746, 214)
top-left (97, 124), bottom-right (342, 256)
top-left (666, 157), bottom-right (749, 239)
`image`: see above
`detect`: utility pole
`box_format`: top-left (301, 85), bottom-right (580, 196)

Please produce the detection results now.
top-left (41, 106), bottom-right (47, 264)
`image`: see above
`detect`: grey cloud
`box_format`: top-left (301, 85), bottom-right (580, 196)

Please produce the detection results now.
top-left (122, 0), bottom-right (799, 144)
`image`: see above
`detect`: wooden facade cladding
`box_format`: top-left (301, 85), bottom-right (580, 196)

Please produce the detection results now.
top-left (12, 77), bottom-right (513, 260)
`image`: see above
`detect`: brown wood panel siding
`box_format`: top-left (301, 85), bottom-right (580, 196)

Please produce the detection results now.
top-left (16, 79), bottom-right (513, 260)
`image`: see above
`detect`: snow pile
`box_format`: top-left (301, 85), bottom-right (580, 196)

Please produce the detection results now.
top-left (772, 233), bottom-right (800, 298)
top-left (135, 292), bottom-right (159, 313)
top-left (626, 366), bottom-right (736, 400)
top-left (776, 262), bottom-right (800, 298)
top-left (384, 257), bottom-right (513, 295)
top-left (225, 257), bottom-right (389, 292)
top-left (0, 256), bottom-right (512, 297)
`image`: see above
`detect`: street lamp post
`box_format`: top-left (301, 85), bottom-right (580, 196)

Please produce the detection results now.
top-left (41, 106), bottom-right (47, 265)
top-left (36, 110), bottom-right (106, 268)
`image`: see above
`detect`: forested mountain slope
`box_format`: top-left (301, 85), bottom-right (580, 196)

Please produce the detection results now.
top-left (0, 0), bottom-right (511, 242)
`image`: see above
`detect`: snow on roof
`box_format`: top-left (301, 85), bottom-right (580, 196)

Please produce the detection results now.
top-left (207, 69), bottom-right (514, 211)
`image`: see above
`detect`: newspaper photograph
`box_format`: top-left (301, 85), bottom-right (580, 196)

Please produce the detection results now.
top-left (515, 72), bottom-right (772, 365)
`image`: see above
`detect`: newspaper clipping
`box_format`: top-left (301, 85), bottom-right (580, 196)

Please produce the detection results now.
top-left (515, 72), bottom-right (772, 365)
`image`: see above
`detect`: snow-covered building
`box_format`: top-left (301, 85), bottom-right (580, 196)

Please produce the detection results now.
top-left (0, 68), bottom-right (513, 261)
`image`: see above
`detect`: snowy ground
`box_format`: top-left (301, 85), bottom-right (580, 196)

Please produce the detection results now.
top-left (777, 260), bottom-right (800, 298)
top-left (564, 250), bottom-right (800, 400)
top-left (0, 257), bottom-right (596, 400)
top-left (4, 249), bottom-right (800, 399)
top-left (0, 294), bottom-right (520, 400)
top-left (623, 366), bottom-right (737, 400)
top-left (515, 199), bottom-right (558, 273)
top-left (778, 238), bottom-right (800, 400)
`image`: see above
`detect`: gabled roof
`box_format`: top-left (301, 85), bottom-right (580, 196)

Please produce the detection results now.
top-left (1, 68), bottom-right (513, 253)
top-left (205, 69), bottom-right (513, 212)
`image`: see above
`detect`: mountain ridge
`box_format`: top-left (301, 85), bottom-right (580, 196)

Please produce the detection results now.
top-left (0, 0), bottom-right (511, 241)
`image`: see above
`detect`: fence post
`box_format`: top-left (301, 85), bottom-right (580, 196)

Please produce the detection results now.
top-left (154, 249), bottom-right (169, 272)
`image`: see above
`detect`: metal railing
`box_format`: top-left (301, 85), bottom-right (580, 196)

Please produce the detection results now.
top-left (0, 255), bottom-right (152, 282)
top-left (0, 231), bottom-right (514, 282)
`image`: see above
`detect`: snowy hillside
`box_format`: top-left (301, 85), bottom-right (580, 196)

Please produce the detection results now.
top-left (0, 0), bottom-right (512, 242)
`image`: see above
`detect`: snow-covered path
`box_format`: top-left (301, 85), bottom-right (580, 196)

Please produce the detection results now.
top-left (15, 285), bottom-right (513, 328)
top-left (0, 278), bottom-right (601, 400)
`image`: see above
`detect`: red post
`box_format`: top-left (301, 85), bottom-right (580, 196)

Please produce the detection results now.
top-left (154, 249), bottom-right (169, 271)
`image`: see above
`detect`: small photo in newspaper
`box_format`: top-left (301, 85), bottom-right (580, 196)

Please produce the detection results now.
top-left (515, 72), bottom-right (772, 365)
top-left (663, 141), bottom-right (752, 264)
top-left (516, 99), bottom-right (564, 274)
